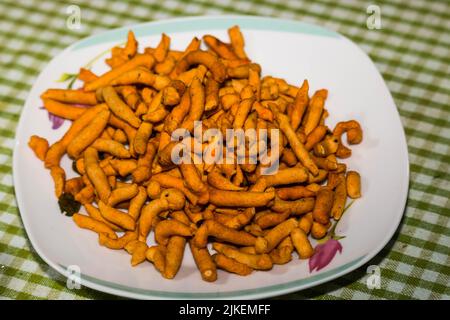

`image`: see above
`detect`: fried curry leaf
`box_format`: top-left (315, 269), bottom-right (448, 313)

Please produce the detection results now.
top-left (58, 193), bottom-right (81, 217)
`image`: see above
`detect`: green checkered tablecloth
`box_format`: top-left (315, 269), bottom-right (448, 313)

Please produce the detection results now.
top-left (0, 0), bottom-right (449, 300)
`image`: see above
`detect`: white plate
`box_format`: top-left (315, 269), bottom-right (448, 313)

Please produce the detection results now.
top-left (13, 15), bottom-right (409, 299)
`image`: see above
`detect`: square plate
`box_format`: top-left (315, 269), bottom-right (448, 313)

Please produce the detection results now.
top-left (13, 15), bottom-right (409, 299)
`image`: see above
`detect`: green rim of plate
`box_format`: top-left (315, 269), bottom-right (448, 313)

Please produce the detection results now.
top-left (60, 256), bottom-right (364, 299)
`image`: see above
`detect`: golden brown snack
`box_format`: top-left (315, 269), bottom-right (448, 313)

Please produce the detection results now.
top-left (102, 86), bottom-right (141, 128)
top-left (41, 89), bottom-right (97, 105)
top-left (98, 201), bottom-right (135, 231)
top-left (85, 54), bottom-right (155, 91)
top-left (43, 99), bottom-right (86, 120)
top-left (108, 183), bottom-right (139, 207)
top-left (154, 219), bottom-right (194, 246)
top-left (91, 138), bottom-right (131, 158)
top-left (174, 50), bottom-right (227, 83)
top-left (346, 171), bottom-right (361, 198)
top-left (331, 179), bottom-right (347, 220)
top-left (124, 240), bottom-right (148, 266)
top-left (213, 253), bottom-right (253, 276)
top-left (290, 228), bottom-right (314, 259)
top-left (138, 188), bottom-right (185, 241)
top-left (213, 242), bottom-right (272, 270)
top-left (49, 166), bottom-right (65, 198)
top-left (271, 197), bottom-right (315, 215)
top-left (84, 147), bottom-right (111, 203)
top-left (163, 236), bottom-right (186, 279)
top-left (67, 109), bottom-right (110, 159)
top-left (84, 203), bottom-right (123, 232)
top-left (146, 245), bottom-right (166, 273)
top-left (28, 135), bottom-right (49, 161)
top-left (208, 188), bottom-right (275, 207)
top-left (98, 230), bottom-right (138, 249)
top-left (72, 213), bottom-right (117, 239)
top-left (193, 220), bottom-right (256, 248)
top-left (255, 218), bottom-right (298, 253)
top-left (189, 241), bottom-right (217, 282)
top-left (312, 188), bottom-right (334, 225)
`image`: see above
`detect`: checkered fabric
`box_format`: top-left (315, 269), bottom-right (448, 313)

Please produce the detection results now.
top-left (0, 0), bottom-right (448, 300)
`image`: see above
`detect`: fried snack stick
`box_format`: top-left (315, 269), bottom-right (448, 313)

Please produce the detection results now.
top-left (98, 230), bottom-right (138, 249)
top-left (205, 76), bottom-right (219, 111)
top-left (304, 125), bottom-right (327, 151)
top-left (174, 50), bottom-right (227, 83)
top-left (133, 122), bottom-right (153, 155)
top-left (304, 89), bottom-right (327, 135)
top-left (213, 242), bottom-right (272, 270)
top-left (312, 188), bottom-right (334, 225)
top-left (83, 147), bottom-right (111, 203)
top-left (43, 99), bottom-right (87, 120)
top-left (254, 210), bottom-right (290, 229)
top-left (271, 105), bottom-right (319, 176)
top-left (108, 114), bottom-right (137, 156)
top-left (222, 207), bottom-right (255, 230)
top-left (268, 236), bottom-right (293, 265)
top-left (75, 185), bottom-right (95, 204)
top-left (180, 77), bottom-right (205, 133)
top-left (193, 220), bottom-right (256, 248)
top-left (84, 203), bottom-right (123, 232)
top-left (110, 159), bottom-right (137, 176)
top-left (41, 89), bottom-right (97, 105)
top-left (207, 170), bottom-right (245, 191)
top-left (154, 220), bottom-right (194, 246)
top-left (331, 178), bottom-right (347, 220)
top-left (151, 173), bottom-right (199, 205)
top-left (163, 236), bottom-right (186, 279)
top-left (64, 177), bottom-right (84, 196)
top-left (203, 35), bottom-right (239, 60)
top-left (138, 189), bottom-right (186, 241)
top-left (67, 109), bottom-right (110, 158)
top-left (98, 201), bottom-right (135, 231)
top-left (154, 33), bottom-right (170, 63)
top-left (233, 95), bottom-right (255, 129)
top-left (91, 138), bottom-right (131, 158)
top-left (346, 171), bottom-right (361, 199)
top-left (108, 183), bottom-right (139, 207)
top-left (259, 167), bottom-right (309, 187)
top-left (189, 241), bottom-right (217, 282)
top-left (49, 166), bottom-right (65, 198)
top-left (228, 25), bottom-right (248, 60)
top-left (44, 104), bottom-right (108, 168)
top-left (208, 188), bottom-right (275, 207)
top-left (128, 186), bottom-right (147, 220)
top-left (109, 68), bottom-right (170, 90)
top-left (180, 162), bottom-right (208, 195)
top-left (311, 221), bottom-right (331, 239)
top-left (72, 213), bottom-right (117, 239)
top-left (255, 218), bottom-right (298, 254)
top-left (102, 86), bottom-right (141, 128)
top-left (290, 228), bottom-right (314, 259)
top-left (146, 245), bottom-right (166, 274)
top-left (164, 90), bottom-right (190, 134)
top-left (84, 54), bottom-right (155, 91)
top-left (124, 240), bottom-right (148, 266)
top-left (271, 197), bottom-right (315, 215)
top-left (276, 185), bottom-right (316, 201)
top-left (132, 140), bottom-right (158, 183)
top-left (298, 212), bottom-right (313, 234)
top-left (28, 135), bottom-right (49, 161)
top-left (290, 80), bottom-right (309, 131)
top-left (212, 253), bottom-right (253, 276)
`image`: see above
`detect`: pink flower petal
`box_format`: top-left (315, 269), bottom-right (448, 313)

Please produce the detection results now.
top-left (309, 239), bottom-right (343, 272)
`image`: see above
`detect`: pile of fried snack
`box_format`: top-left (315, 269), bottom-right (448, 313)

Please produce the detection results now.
top-left (28, 26), bottom-right (362, 281)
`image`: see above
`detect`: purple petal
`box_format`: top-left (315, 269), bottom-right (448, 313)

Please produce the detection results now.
top-left (48, 112), bottom-right (65, 129)
top-left (309, 239), bottom-right (343, 272)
